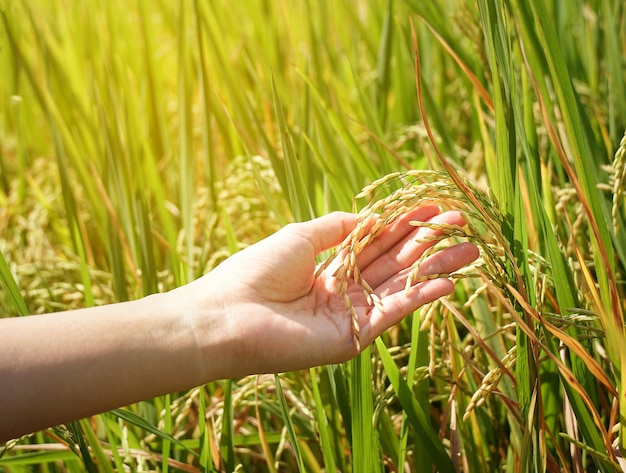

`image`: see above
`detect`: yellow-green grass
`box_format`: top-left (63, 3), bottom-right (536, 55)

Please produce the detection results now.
top-left (1, 0), bottom-right (625, 471)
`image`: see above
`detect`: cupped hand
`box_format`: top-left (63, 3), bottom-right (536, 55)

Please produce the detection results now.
top-left (184, 207), bottom-right (479, 378)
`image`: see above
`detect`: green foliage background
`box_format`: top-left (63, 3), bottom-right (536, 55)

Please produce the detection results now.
top-left (1, 0), bottom-right (625, 471)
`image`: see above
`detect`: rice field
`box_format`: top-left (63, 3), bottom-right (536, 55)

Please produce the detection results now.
top-left (1, 0), bottom-right (625, 471)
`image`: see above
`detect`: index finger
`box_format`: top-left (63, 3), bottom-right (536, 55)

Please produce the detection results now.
top-left (355, 205), bottom-right (440, 269)
top-left (359, 210), bottom-right (467, 289)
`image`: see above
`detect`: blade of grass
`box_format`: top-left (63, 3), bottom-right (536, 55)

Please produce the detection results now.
top-left (102, 415), bottom-right (127, 472)
top-left (399, 312), bottom-right (432, 472)
top-left (220, 380), bottom-right (235, 472)
top-left (295, 69), bottom-right (379, 182)
top-left (500, 283), bottom-right (619, 471)
top-left (374, 0), bottom-right (394, 127)
top-left (309, 367), bottom-right (337, 472)
top-left (0, 248), bottom-right (28, 316)
top-left (443, 308), bottom-right (493, 473)
top-left (178, 1), bottom-right (195, 283)
top-left (161, 394), bottom-right (172, 473)
top-left (350, 346), bottom-right (380, 473)
top-left (198, 386), bottom-right (217, 472)
top-left (137, 0), bottom-right (169, 162)
top-left (0, 450), bottom-right (79, 467)
top-left (271, 75), bottom-right (314, 222)
top-left (66, 421), bottom-right (96, 473)
top-left (79, 418), bottom-right (115, 473)
top-left (323, 363), bottom-right (352, 460)
top-left (274, 375), bottom-right (306, 472)
top-left (599, 0), bottom-right (626, 143)
top-left (112, 409), bottom-right (199, 459)
top-left (515, 0), bottom-right (624, 317)
top-left (193, 0), bottom-right (218, 210)
top-left (255, 379), bottom-right (278, 473)
top-left (53, 138), bottom-right (94, 308)
top-left (375, 338), bottom-right (454, 471)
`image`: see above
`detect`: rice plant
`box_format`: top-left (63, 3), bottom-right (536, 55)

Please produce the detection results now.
top-left (1, 0), bottom-right (625, 471)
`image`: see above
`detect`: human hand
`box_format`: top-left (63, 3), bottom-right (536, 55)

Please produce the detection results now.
top-left (175, 206), bottom-right (478, 379)
top-left (0, 206), bottom-right (479, 440)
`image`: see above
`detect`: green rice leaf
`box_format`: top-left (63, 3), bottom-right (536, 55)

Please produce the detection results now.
top-left (0, 450), bottom-right (79, 466)
top-left (376, 338), bottom-right (454, 472)
top-left (274, 374), bottom-right (306, 472)
top-left (271, 75), bottom-right (314, 222)
top-left (0, 249), bottom-right (28, 316)
top-left (309, 367), bottom-right (337, 472)
top-left (78, 418), bottom-right (115, 473)
top-left (67, 421), bottom-right (97, 473)
top-left (220, 380), bottom-right (235, 471)
top-left (349, 347), bottom-right (381, 473)
top-left (111, 409), bottom-right (199, 459)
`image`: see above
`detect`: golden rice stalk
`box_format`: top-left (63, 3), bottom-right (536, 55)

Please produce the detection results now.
top-left (317, 170), bottom-right (499, 351)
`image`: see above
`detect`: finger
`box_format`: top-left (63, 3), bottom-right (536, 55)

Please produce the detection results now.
top-left (356, 205), bottom-right (440, 269)
top-left (293, 212), bottom-right (358, 255)
top-left (360, 210), bottom-right (467, 289)
top-left (373, 241), bottom-right (479, 298)
top-left (415, 241), bottom-right (479, 278)
top-left (363, 278), bottom-right (455, 344)
top-left (362, 242), bottom-right (478, 344)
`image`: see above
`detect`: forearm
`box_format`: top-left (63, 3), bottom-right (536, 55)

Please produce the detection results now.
top-left (0, 209), bottom-right (479, 443)
top-left (0, 292), bottom-right (227, 442)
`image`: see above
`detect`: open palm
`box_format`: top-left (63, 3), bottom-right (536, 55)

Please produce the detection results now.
top-left (196, 206), bottom-right (479, 376)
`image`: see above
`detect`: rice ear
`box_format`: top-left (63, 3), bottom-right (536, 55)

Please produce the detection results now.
top-left (318, 170), bottom-right (491, 351)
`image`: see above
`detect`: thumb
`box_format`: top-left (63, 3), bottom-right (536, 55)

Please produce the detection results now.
top-left (294, 212), bottom-right (358, 255)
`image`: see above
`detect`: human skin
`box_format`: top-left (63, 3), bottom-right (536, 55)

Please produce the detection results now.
top-left (0, 206), bottom-right (478, 442)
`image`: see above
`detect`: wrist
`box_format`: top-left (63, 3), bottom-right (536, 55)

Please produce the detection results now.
top-left (156, 280), bottom-right (239, 384)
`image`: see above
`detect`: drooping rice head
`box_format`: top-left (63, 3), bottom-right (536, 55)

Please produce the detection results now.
top-left (317, 169), bottom-right (508, 351)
